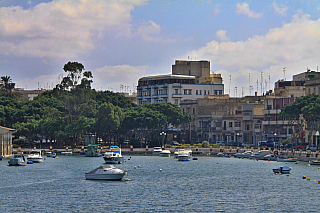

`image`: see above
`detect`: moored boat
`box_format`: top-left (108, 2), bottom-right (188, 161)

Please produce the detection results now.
top-left (262, 154), bottom-right (278, 161)
top-left (277, 156), bottom-right (297, 162)
top-left (249, 150), bottom-right (271, 160)
top-left (159, 150), bottom-right (171, 157)
top-left (173, 146), bottom-right (185, 158)
top-left (234, 151), bottom-right (252, 158)
top-left (85, 165), bottom-right (126, 180)
top-left (103, 146), bottom-right (124, 164)
top-left (8, 153), bottom-right (27, 166)
top-left (273, 166), bottom-right (291, 174)
top-left (152, 147), bottom-right (162, 156)
top-left (177, 149), bottom-right (192, 161)
top-left (309, 160), bottom-right (320, 165)
top-left (27, 150), bottom-right (44, 163)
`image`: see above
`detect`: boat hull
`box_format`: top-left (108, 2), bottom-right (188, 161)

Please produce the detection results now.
top-left (85, 173), bottom-right (125, 180)
top-left (309, 160), bottom-right (320, 165)
top-left (103, 156), bottom-right (124, 164)
top-left (8, 161), bottom-right (27, 166)
top-left (27, 157), bottom-right (44, 163)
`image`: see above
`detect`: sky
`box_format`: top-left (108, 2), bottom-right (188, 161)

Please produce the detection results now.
top-left (1, 0), bottom-right (320, 97)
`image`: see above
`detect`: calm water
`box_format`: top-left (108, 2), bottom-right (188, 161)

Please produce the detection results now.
top-left (1, 155), bottom-right (320, 212)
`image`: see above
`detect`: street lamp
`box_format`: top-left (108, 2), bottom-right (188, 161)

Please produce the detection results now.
top-left (160, 132), bottom-right (166, 147)
top-left (315, 131), bottom-right (319, 150)
top-left (236, 133), bottom-right (240, 147)
top-left (274, 133), bottom-right (277, 142)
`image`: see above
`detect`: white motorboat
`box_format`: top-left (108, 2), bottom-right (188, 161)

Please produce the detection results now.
top-left (173, 146), bottom-right (185, 158)
top-left (8, 153), bottom-right (27, 166)
top-left (249, 150), bottom-right (271, 160)
top-left (177, 149), bottom-right (192, 161)
top-left (85, 165), bottom-right (126, 180)
top-left (61, 151), bottom-right (73, 155)
top-left (27, 150), bottom-right (44, 163)
top-left (277, 156), bottom-right (297, 162)
top-left (152, 147), bottom-right (162, 156)
top-left (234, 151), bottom-right (252, 158)
top-left (262, 154), bottom-right (278, 161)
top-left (159, 150), bottom-right (171, 157)
top-left (309, 160), bottom-right (320, 165)
top-left (103, 146), bottom-right (124, 164)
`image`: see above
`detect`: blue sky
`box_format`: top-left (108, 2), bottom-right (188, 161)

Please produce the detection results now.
top-left (1, 0), bottom-right (320, 96)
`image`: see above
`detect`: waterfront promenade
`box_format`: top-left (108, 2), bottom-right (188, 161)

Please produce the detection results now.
top-left (15, 146), bottom-right (320, 162)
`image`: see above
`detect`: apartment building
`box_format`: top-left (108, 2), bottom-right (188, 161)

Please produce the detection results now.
top-left (136, 60), bottom-right (224, 105)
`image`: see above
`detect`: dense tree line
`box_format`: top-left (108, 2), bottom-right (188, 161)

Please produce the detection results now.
top-left (0, 62), bottom-right (192, 148)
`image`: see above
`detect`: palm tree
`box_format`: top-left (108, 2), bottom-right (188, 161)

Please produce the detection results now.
top-left (0, 76), bottom-right (15, 95)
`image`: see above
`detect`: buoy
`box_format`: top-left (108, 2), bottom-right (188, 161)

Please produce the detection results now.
top-left (125, 178), bottom-right (131, 181)
top-left (314, 180), bottom-right (316, 182)
top-left (303, 175), bottom-right (306, 179)
top-left (138, 165), bottom-right (141, 168)
top-left (216, 163), bottom-right (219, 164)
top-left (134, 166), bottom-right (137, 169)
top-left (44, 158), bottom-right (46, 160)
top-left (318, 167), bottom-right (320, 169)
top-left (306, 164), bottom-right (310, 167)
top-left (307, 178), bottom-right (311, 181)
top-left (318, 181), bottom-right (320, 184)
top-left (159, 169), bottom-right (162, 172)
top-left (55, 156), bottom-right (58, 159)
top-left (268, 159), bottom-right (270, 162)
top-left (27, 161), bottom-right (33, 164)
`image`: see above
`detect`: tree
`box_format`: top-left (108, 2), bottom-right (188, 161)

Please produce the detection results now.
top-left (0, 76), bottom-right (15, 95)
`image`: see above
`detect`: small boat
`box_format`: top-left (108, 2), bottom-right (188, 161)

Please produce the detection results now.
top-left (173, 146), bottom-right (185, 158)
top-left (8, 153), bottom-right (27, 166)
top-left (273, 166), bottom-right (291, 174)
top-left (103, 146), bottom-right (124, 164)
top-left (249, 150), bottom-right (271, 160)
top-left (217, 152), bottom-right (226, 157)
top-left (234, 151), bottom-right (252, 158)
top-left (309, 160), bottom-right (320, 165)
top-left (152, 147), bottom-right (162, 156)
top-left (159, 150), bottom-right (171, 157)
top-left (61, 151), bottom-right (73, 155)
top-left (85, 165), bottom-right (126, 180)
top-left (27, 150), bottom-right (44, 163)
top-left (277, 156), bottom-right (297, 162)
top-left (177, 149), bottom-right (192, 161)
top-left (262, 154), bottom-right (278, 161)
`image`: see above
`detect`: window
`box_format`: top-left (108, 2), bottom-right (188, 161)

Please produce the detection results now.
top-left (199, 90), bottom-right (202, 95)
top-left (174, 99), bottom-right (179, 104)
top-left (184, 90), bottom-right (188, 95)
top-left (229, 122), bottom-right (233, 127)
top-left (214, 91), bottom-right (217, 95)
top-left (208, 91), bottom-right (209, 95)
top-left (235, 122), bottom-right (241, 127)
top-left (246, 125), bottom-right (250, 130)
top-left (267, 105), bottom-right (272, 110)
top-left (175, 90), bottom-right (178, 95)
top-left (193, 108), bottom-right (195, 114)
top-left (204, 90), bottom-right (206, 95)
top-left (188, 90), bottom-right (192, 95)
top-left (196, 90), bottom-right (198, 95)
top-left (254, 123), bottom-right (261, 129)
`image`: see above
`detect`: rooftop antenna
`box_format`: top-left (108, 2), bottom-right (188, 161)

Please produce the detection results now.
top-left (268, 75), bottom-right (270, 91)
top-left (256, 80), bottom-right (259, 94)
top-left (283, 67), bottom-right (286, 80)
top-left (260, 72), bottom-right (263, 96)
top-left (229, 75), bottom-right (231, 95)
top-left (249, 73), bottom-right (251, 95)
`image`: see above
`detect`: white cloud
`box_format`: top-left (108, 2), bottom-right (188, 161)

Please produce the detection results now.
top-left (137, 20), bottom-right (161, 42)
top-left (213, 4), bottom-right (221, 16)
top-left (236, 2), bottom-right (263, 18)
top-left (184, 15), bottom-right (320, 95)
top-left (216, 30), bottom-right (229, 41)
top-left (272, 1), bottom-right (288, 16)
top-left (0, 0), bottom-right (148, 58)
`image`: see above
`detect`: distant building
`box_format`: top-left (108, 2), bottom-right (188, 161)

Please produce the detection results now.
top-left (0, 126), bottom-right (16, 158)
top-left (137, 60), bottom-right (224, 105)
top-left (15, 88), bottom-right (46, 100)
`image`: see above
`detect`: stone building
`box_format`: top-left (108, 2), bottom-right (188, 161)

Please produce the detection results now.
top-left (0, 126), bottom-right (16, 158)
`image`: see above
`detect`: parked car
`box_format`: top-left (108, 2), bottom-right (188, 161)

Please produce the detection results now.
top-left (171, 141), bottom-right (179, 146)
top-left (242, 143), bottom-right (254, 147)
top-left (310, 144), bottom-right (317, 151)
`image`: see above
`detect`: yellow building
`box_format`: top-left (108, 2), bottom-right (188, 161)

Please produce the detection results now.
top-left (0, 126), bottom-right (16, 158)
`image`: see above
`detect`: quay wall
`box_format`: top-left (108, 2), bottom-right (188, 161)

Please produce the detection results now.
top-left (14, 147), bottom-right (320, 162)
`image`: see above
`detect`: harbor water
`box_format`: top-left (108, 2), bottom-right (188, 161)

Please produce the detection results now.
top-left (1, 155), bottom-right (320, 212)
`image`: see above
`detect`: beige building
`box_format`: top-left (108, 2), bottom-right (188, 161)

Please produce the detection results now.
top-left (0, 126), bottom-right (16, 158)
